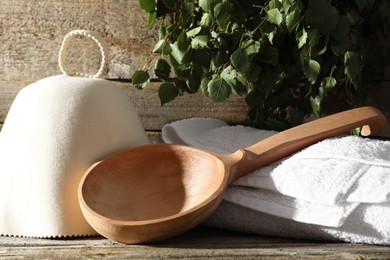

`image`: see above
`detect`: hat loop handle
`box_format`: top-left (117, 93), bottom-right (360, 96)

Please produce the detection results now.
top-left (58, 30), bottom-right (108, 78)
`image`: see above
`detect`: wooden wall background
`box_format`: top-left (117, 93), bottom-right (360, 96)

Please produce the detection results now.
top-left (0, 0), bottom-right (389, 138)
top-left (0, 0), bottom-right (247, 143)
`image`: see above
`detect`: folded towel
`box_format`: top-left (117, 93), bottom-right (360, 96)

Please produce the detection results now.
top-left (223, 186), bottom-right (359, 228)
top-left (162, 118), bottom-right (390, 245)
top-left (205, 201), bottom-right (390, 245)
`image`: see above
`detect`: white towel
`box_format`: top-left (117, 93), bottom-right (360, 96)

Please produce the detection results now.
top-left (205, 201), bottom-right (390, 245)
top-left (162, 118), bottom-right (390, 245)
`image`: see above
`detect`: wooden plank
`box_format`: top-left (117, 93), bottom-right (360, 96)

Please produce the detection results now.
top-left (1, 226), bottom-right (389, 259)
top-left (117, 81), bottom-right (248, 130)
top-left (2, 80), bottom-right (390, 136)
top-left (0, 0), bottom-right (156, 81)
top-left (1, 1), bottom-right (389, 82)
top-left (146, 131), bottom-right (163, 144)
top-left (0, 81), bottom-right (26, 124)
top-left (0, 80), bottom-right (248, 131)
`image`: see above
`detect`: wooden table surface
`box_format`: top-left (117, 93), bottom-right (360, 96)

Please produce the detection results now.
top-left (1, 226), bottom-right (390, 259)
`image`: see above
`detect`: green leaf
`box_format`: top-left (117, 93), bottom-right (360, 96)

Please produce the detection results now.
top-left (243, 40), bottom-right (261, 57)
top-left (153, 39), bottom-right (172, 54)
top-left (344, 51), bottom-right (362, 84)
top-left (182, 48), bottom-right (193, 65)
top-left (286, 10), bottom-right (300, 32)
top-left (148, 12), bottom-right (157, 29)
top-left (213, 42), bottom-right (229, 67)
top-left (282, 0), bottom-right (293, 12)
top-left (200, 12), bottom-right (213, 26)
top-left (303, 59), bottom-right (321, 84)
top-left (245, 91), bottom-right (258, 109)
top-left (231, 48), bottom-right (249, 74)
top-left (268, 30), bottom-right (276, 45)
top-left (207, 75), bottom-right (231, 102)
top-left (304, 0), bottom-right (339, 34)
top-left (174, 79), bottom-right (188, 94)
top-left (221, 65), bottom-right (246, 95)
top-left (260, 20), bottom-right (276, 35)
top-left (132, 70), bottom-right (150, 89)
top-left (267, 8), bottom-right (283, 26)
top-left (245, 64), bottom-right (262, 83)
top-left (214, 2), bottom-right (232, 29)
top-left (299, 44), bottom-right (311, 64)
top-left (187, 66), bottom-right (203, 93)
top-left (268, 0), bottom-right (282, 9)
top-left (262, 46), bottom-right (279, 66)
top-left (159, 83), bottom-right (179, 106)
top-left (139, 0), bottom-right (156, 12)
top-left (182, 2), bottom-right (195, 17)
top-left (352, 127), bottom-right (361, 136)
top-left (158, 26), bottom-right (166, 40)
top-left (237, 71), bottom-right (252, 92)
top-left (177, 32), bottom-right (190, 51)
top-left (200, 74), bottom-right (212, 96)
top-left (199, 0), bottom-right (211, 11)
top-left (311, 30), bottom-right (328, 56)
top-left (296, 28), bottom-right (307, 49)
top-left (310, 96), bottom-right (322, 116)
top-left (170, 42), bottom-right (186, 64)
top-left (220, 66), bottom-right (236, 86)
top-left (321, 76), bottom-right (337, 90)
top-left (186, 27), bottom-right (202, 37)
top-left (154, 59), bottom-right (171, 80)
top-left (331, 15), bottom-right (351, 55)
top-left (307, 29), bottom-right (319, 46)
top-left (191, 35), bottom-right (209, 49)
top-left (174, 66), bottom-right (191, 81)
top-left (193, 48), bottom-right (211, 68)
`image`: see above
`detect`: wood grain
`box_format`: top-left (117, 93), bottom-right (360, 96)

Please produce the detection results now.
top-left (119, 81), bottom-right (248, 130)
top-left (1, 226), bottom-right (390, 259)
top-left (0, 0), bottom-right (156, 81)
top-left (0, 80), bottom-right (248, 131)
top-left (3, 80), bottom-right (390, 136)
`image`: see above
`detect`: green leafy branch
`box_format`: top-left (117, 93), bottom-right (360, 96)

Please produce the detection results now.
top-left (134, 0), bottom-right (390, 130)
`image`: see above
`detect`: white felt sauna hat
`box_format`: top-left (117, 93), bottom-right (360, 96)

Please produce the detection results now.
top-left (0, 30), bottom-right (149, 237)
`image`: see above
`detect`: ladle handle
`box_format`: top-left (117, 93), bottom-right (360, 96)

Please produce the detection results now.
top-left (228, 106), bottom-right (388, 183)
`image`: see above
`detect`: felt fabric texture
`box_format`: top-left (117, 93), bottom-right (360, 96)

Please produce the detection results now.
top-left (162, 118), bottom-right (390, 245)
top-left (0, 75), bottom-right (149, 238)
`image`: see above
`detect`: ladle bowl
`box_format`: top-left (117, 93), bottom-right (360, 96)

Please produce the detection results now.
top-left (79, 106), bottom-right (388, 244)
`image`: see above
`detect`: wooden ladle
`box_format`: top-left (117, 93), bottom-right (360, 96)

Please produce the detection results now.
top-left (78, 106), bottom-right (387, 244)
